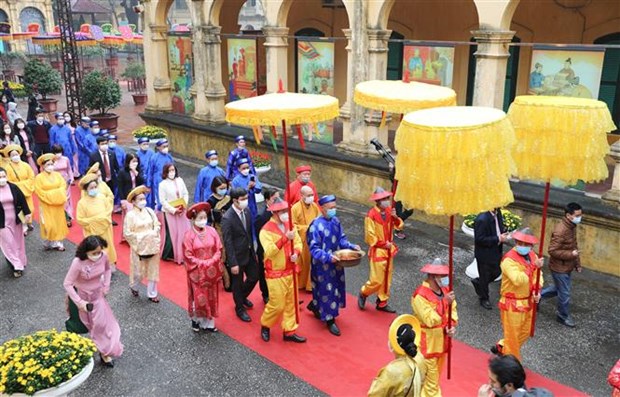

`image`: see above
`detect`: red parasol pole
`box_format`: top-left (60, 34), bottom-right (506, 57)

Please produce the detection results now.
top-left (382, 179), bottom-right (399, 295)
top-left (447, 215), bottom-right (454, 380)
top-left (281, 118), bottom-right (300, 324)
top-left (530, 181), bottom-right (550, 337)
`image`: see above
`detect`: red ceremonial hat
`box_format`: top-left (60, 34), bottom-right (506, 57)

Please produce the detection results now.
top-left (295, 165), bottom-right (312, 173)
top-left (268, 198), bottom-right (289, 212)
top-left (420, 258), bottom-right (449, 275)
top-left (186, 202), bottom-right (212, 219)
top-left (511, 227), bottom-right (539, 245)
top-left (369, 186), bottom-right (392, 202)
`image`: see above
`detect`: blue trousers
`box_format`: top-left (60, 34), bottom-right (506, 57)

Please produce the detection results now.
top-left (541, 271), bottom-right (572, 321)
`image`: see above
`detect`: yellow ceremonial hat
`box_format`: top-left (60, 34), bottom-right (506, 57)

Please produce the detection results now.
top-left (0, 144), bottom-right (23, 157)
top-left (388, 314), bottom-right (421, 357)
top-left (87, 162), bottom-right (100, 174)
top-left (79, 173), bottom-right (99, 188)
top-left (36, 153), bottom-right (56, 167)
top-left (127, 185), bottom-right (150, 203)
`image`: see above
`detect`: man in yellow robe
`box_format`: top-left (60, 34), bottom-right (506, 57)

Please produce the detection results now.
top-left (291, 185), bottom-right (320, 291)
top-left (76, 173), bottom-right (117, 264)
top-left (34, 153), bottom-right (68, 251)
top-left (1, 145), bottom-right (35, 231)
top-left (368, 314), bottom-right (427, 397)
top-left (493, 227), bottom-right (544, 361)
top-left (259, 198), bottom-right (306, 343)
top-left (359, 187), bottom-right (404, 313)
top-left (411, 259), bottom-right (458, 397)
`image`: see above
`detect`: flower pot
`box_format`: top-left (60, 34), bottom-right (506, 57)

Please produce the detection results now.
top-left (105, 56), bottom-right (119, 68)
top-left (132, 93), bottom-right (147, 105)
top-left (255, 165), bottom-right (271, 174)
top-left (83, 66), bottom-right (95, 74)
top-left (90, 113), bottom-right (119, 134)
top-left (39, 98), bottom-right (58, 113)
top-left (465, 259), bottom-right (502, 282)
top-left (51, 60), bottom-right (62, 71)
top-left (9, 357), bottom-right (94, 397)
top-left (461, 223), bottom-right (474, 237)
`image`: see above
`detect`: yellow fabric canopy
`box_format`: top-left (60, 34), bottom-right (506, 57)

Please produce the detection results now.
top-left (354, 80), bottom-right (457, 114)
top-left (508, 95), bottom-right (616, 184)
top-left (394, 106), bottom-right (515, 216)
top-left (225, 92), bottom-right (339, 127)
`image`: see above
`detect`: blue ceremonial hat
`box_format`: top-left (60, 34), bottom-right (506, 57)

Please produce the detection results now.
top-left (137, 137), bottom-right (150, 144)
top-left (235, 135), bottom-right (245, 143)
top-left (318, 195), bottom-right (336, 206)
top-left (80, 116), bottom-right (91, 123)
top-left (236, 157), bottom-right (249, 167)
top-left (54, 112), bottom-right (63, 119)
top-left (90, 121), bottom-right (99, 127)
top-left (107, 134), bottom-right (117, 141)
top-left (100, 129), bottom-right (109, 136)
top-left (155, 139), bottom-right (168, 147)
top-left (205, 149), bottom-right (218, 159)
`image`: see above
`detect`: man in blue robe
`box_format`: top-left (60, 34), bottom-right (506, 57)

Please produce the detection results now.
top-left (194, 149), bottom-right (226, 203)
top-left (74, 117), bottom-right (90, 176)
top-left (226, 135), bottom-right (255, 181)
top-left (107, 133), bottom-right (125, 213)
top-left (306, 195), bottom-right (360, 336)
top-left (147, 138), bottom-right (175, 209)
top-left (135, 137), bottom-right (155, 207)
top-left (76, 119), bottom-right (99, 176)
top-left (49, 112), bottom-right (77, 167)
top-left (231, 157), bottom-right (262, 239)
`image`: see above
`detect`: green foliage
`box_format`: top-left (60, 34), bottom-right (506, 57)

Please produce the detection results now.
top-left (121, 62), bottom-right (145, 80)
top-left (80, 46), bottom-right (104, 58)
top-left (81, 71), bottom-right (121, 115)
top-left (132, 125), bottom-right (168, 140)
top-left (23, 59), bottom-right (62, 100)
top-left (0, 51), bottom-right (28, 70)
top-left (463, 209), bottom-right (522, 232)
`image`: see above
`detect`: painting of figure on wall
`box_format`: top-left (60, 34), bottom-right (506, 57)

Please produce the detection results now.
top-left (167, 34), bottom-right (194, 115)
top-left (402, 44), bottom-right (454, 87)
top-left (528, 47), bottom-right (605, 98)
top-left (227, 38), bottom-right (258, 101)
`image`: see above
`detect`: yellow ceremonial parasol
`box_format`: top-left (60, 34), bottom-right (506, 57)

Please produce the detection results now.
top-left (507, 95), bottom-right (616, 336)
top-left (225, 80), bottom-right (340, 323)
top-left (394, 106), bottom-right (516, 378)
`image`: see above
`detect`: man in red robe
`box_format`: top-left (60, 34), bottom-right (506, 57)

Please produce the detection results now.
top-left (287, 165), bottom-right (318, 205)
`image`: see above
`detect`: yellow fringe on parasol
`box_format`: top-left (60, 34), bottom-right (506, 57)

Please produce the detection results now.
top-left (508, 95), bottom-right (615, 184)
top-left (395, 106), bottom-right (516, 216)
top-left (225, 92), bottom-right (339, 127)
top-left (354, 80), bottom-right (457, 114)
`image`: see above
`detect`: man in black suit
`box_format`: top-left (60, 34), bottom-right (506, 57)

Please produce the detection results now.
top-left (89, 135), bottom-right (119, 196)
top-left (221, 187), bottom-right (259, 322)
top-left (472, 208), bottom-right (509, 309)
top-left (254, 186), bottom-right (279, 304)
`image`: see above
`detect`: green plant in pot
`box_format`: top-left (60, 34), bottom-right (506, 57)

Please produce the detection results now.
top-left (81, 71), bottom-right (122, 133)
top-left (23, 58), bottom-right (62, 112)
top-left (121, 62), bottom-right (147, 105)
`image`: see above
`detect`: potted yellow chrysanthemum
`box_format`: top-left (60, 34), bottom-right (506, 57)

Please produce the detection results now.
top-left (0, 329), bottom-right (97, 396)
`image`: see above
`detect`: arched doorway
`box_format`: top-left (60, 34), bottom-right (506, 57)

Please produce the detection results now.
top-left (386, 31), bottom-right (404, 80)
top-left (19, 7), bottom-right (46, 33)
top-left (0, 9), bottom-right (9, 53)
top-left (594, 32), bottom-right (620, 130)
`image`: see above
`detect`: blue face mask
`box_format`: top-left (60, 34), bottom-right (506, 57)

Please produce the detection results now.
top-left (516, 246), bottom-right (531, 256)
top-left (571, 216), bottom-right (582, 225)
top-left (326, 208), bottom-right (337, 219)
top-left (438, 276), bottom-right (449, 287)
top-left (216, 188), bottom-right (228, 196)
top-left (88, 188), bottom-right (98, 197)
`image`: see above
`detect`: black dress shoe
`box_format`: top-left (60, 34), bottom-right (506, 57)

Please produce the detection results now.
top-left (261, 326), bottom-right (270, 342)
top-left (376, 304), bottom-right (396, 313)
top-left (191, 321), bottom-right (200, 332)
top-left (357, 292), bottom-right (367, 310)
top-left (283, 333), bottom-right (307, 343)
top-left (471, 278), bottom-right (482, 297)
top-left (327, 321), bottom-right (341, 336)
top-left (480, 299), bottom-right (493, 310)
top-left (100, 355), bottom-right (114, 367)
top-left (236, 310), bottom-right (251, 322)
top-left (307, 301), bottom-right (320, 319)
top-left (112, 220), bottom-right (118, 226)
top-left (243, 298), bottom-right (254, 309)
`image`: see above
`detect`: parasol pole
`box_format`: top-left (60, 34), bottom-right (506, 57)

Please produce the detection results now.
top-left (447, 215), bottom-right (455, 380)
top-left (530, 181), bottom-right (550, 337)
top-left (383, 179), bottom-right (399, 295)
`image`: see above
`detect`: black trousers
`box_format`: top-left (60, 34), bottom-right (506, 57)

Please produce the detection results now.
top-left (231, 255), bottom-right (259, 312)
top-left (34, 142), bottom-right (50, 161)
top-left (474, 260), bottom-right (501, 301)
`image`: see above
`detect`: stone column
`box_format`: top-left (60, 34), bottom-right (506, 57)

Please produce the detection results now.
top-left (263, 26), bottom-right (289, 93)
top-left (471, 30), bottom-right (515, 109)
top-left (203, 25), bottom-right (226, 123)
top-left (602, 140), bottom-right (620, 207)
top-left (190, 25), bottom-right (209, 121)
top-left (366, 29), bottom-right (392, 147)
top-left (144, 23), bottom-right (172, 113)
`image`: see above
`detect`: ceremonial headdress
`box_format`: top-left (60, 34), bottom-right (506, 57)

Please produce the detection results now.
top-left (205, 150), bottom-right (218, 159)
top-left (0, 144), bottom-right (23, 157)
top-left (127, 185), bottom-right (150, 202)
top-left (79, 173), bottom-right (99, 188)
top-left (420, 258), bottom-right (449, 275)
top-left (389, 314), bottom-right (422, 356)
top-left (318, 195), bottom-right (336, 206)
top-left (295, 165), bottom-right (311, 174)
top-left (369, 186), bottom-right (392, 202)
top-left (186, 202), bottom-right (212, 219)
top-left (37, 153), bottom-right (55, 167)
top-left (512, 227), bottom-right (539, 245)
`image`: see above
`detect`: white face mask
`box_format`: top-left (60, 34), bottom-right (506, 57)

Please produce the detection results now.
top-left (64, 116), bottom-right (71, 122)
top-left (209, 160), bottom-right (218, 167)
top-left (140, 144), bottom-right (149, 151)
top-left (108, 142), bottom-right (116, 149)
top-left (279, 212), bottom-right (290, 223)
top-left (57, 119), bottom-right (65, 125)
top-left (136, 200), bottom-right (147, 209)
top-left (99, 144), bottom-right (108, 152)
top-left (10, 154), bottom-right (20, 163)
top-left (303, 195), bottom-right (314, 205)
top-left (17, 123), bottom-right (24, 129)
top-left (88, 252), bottom-right (103, 262)
top-left (3, 128), bottom-right (10, 134)
top-left (380, 199), bottom-right (391, 209)
top-left (92, 128), bottom-right (100, 134)
top-left (36, 117), bottom-right (44, 124)
top-left (44, 164), bottom-right (54, 173)
top-left (194, 219), bottom-right (207, 228)
top-left (0, 177), bottom-right (7, 186)
top-left (129, 162), bottom-right (138, 170)
top-left (167, 171), bottom-right (176, 179)
top-left (237, 199), bottom-right (249, 210)
top-left (240, 169), bottom-right (250, 177)
top-left (161, 147), bottom-right (169, 154)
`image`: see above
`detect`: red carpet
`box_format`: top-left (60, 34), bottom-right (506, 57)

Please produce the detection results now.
top-left (39, 185), bottom-right (586, 396)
